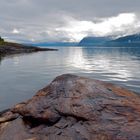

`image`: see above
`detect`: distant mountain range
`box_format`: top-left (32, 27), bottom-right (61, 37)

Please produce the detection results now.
top-left (79, 36), bottom-right (111, 46)
top-left (79, 34), bottom-right (140, 47)
top-left (29, 33), bottom-right (140, 47)
top-left (30, 42), bottom-right (78, 47)
top-left (111, 34), bottom-right (140, 43)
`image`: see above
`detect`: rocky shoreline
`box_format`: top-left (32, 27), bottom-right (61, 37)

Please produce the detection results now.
top-left (0, 42), bottom-right (57, 55)
top-left (0, 74), bottom-right (140, 140)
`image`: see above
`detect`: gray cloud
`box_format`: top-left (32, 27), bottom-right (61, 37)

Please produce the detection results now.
top-left (0, 0), bottom-right (140, 42)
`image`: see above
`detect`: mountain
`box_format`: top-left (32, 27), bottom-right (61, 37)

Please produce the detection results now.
top-left (79, 34), bottom-right (140, 47)
top-left (78, 36), bottom-right (111, 46)
top-left (104, 34), bottom-right (140, 47)
top-left (110, 34), bottom-right (140, 43)
top-left (30, 42), bottom-right (78, 47)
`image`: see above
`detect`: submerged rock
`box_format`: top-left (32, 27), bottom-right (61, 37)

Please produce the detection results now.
top-left (0, 74), bottom-right (140, 140)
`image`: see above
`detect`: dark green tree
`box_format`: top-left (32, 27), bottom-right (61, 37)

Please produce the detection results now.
top-left (0, 36), bottom-right (4, 45)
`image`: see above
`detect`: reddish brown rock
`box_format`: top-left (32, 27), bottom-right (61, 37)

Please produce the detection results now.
top-left (0, 74), bottom-right (140, 140)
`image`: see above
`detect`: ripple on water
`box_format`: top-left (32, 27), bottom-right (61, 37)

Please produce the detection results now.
top-left (0, 46), bottom-right (139, 110)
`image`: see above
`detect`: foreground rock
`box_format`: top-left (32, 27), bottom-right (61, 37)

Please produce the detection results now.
top-left (0, 74), bottom-right (140, 140)
top-left (0, 42), bottom-right (57, 55)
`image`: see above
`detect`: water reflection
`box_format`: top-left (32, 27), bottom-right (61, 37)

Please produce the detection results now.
top-left (66, 47), bottom-right (140, 91)
top-left (67, 48), bottom-right (93, 71)
top-left (0, 47), bottom-right (139, 110)
top-left (0, 55), bottom-right (4, 64)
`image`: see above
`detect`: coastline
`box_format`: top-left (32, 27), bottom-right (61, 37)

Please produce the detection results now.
top-left (0, 42), bottom-right (58, 56)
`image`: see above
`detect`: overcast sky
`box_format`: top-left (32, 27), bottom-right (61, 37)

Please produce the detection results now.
top-left (1, 0), bottom-right (140, 42)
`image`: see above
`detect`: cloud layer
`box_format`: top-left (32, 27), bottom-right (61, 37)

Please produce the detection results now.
top-left (56, 13), bottom-right (140, 41)
top-left (0, 0), bottom-right (140, 42)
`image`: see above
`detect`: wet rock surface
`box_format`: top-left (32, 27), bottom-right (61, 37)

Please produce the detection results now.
top-left (0, 74), bottom-right (140, 140)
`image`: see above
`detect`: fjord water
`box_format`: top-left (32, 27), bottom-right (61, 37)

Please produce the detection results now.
top-left (0, 47), bottom-right (140, 110)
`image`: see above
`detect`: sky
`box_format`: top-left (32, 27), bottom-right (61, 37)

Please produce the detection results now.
top-left (0, 0), bottom-right (140, 42)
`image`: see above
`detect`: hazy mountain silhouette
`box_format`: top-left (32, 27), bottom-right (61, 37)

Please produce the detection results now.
top-left (79, 34), bottom-right (140, 47)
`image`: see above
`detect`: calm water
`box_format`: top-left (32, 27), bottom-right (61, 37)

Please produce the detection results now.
top-left (0, 47), bottom-right (140, 110)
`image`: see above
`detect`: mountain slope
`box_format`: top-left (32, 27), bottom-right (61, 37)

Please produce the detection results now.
top-left (78, 36), bottom-right (111, 46)
top-left (31, 42), bottom-right (78, 47)
top-left (79, 34), bottom-right (140, 47)
top-left (111, 34), bottom-right (140, 43)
